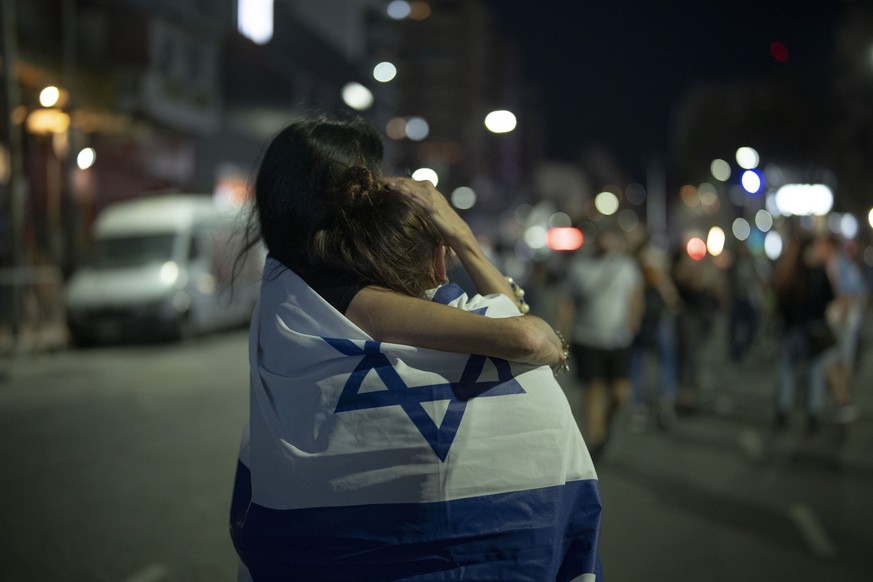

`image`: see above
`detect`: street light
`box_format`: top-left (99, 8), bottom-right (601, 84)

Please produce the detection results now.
top-left (39, 86), bottom-right (61, 107)
top-left (76, 147), bottom-right (95, 170)
top-left (484, 110), bottom-right (516, 133)
top-left (736, 146), bottom-right (759, 169)
top-left (27, 85), bottom-right (71, 136)
top-left (341, 82), bottom-right (373, 111)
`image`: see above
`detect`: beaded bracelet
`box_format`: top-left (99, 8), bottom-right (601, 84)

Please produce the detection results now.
top-left (504, 276), bottom-right (530, 314)
top-left (552, 329), bottom-right (571, 376)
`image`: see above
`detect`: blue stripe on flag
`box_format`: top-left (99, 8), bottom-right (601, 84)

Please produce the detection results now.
top-left (326, 337), bottom-right (526, 462)
top-left (231, 461), bottom-right (602, 581)
top-left (431, 283), bottom-right (466, 305)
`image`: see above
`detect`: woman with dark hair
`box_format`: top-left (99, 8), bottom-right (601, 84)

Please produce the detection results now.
top-left (241, 115), bottom-right (564, 362)
top-left (230, 116), bottom-right (601, 581)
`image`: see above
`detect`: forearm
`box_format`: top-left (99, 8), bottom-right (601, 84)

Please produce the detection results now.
top-left (447, 229), bottom-right (521, 309)
top-left (347, 286), bottom-right (562, 366)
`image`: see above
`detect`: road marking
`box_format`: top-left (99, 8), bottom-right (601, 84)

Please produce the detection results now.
top-left (789, 503), bottom-right (836, 558)
top-left (121, 564), bottom-right (169, 582)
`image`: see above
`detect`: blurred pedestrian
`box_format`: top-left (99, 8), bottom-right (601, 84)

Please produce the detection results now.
top-left (628, 239), bottom-right (682, 432)
top-left (725, 242), bottom-right (765, 364)
top-left (821, 234), bottom-right (868, 423)
top-left (557, 226), bottom-right (644, 460)
top-left (772, 233), bottom-right (835, 433)
top-left (672, 248), bottom-right (723, 412)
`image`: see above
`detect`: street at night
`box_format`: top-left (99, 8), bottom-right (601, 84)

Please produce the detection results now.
top-left (3, 1), bottom-right (873, 580)
top-left (1, 315), bottom-right (871, 581)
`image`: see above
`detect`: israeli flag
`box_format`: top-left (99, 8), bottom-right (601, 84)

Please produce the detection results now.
top-left (230, 258), bottom-right (602, 581)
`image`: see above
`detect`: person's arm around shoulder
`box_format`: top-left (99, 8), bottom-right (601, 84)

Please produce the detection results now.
top-left (346, 286), bottom-right (563, 367)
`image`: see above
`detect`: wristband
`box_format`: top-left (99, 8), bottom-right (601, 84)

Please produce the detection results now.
top-left (552, 329), bottom-right (570, 376)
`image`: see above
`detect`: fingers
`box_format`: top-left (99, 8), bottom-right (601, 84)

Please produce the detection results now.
top-left (383, 176), bottom-right (444, 212)
top-left (383, 176), bottom-right (437, 196)
top-left (383, 176), bottom-right (468, 243)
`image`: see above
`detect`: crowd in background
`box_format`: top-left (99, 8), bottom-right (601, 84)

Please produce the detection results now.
top-left (523, 221), bottom-right (870, 460)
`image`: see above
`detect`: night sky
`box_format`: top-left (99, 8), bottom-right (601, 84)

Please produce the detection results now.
top-left (486, 0), bottom-right (843, 179)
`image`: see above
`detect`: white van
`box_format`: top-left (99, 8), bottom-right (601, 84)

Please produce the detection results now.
top-left (65, 194), bottom-right (262, 346)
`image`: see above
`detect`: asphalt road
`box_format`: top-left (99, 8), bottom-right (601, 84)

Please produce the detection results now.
top-left (1, 317), bottom-right (871, 581)
top-left (0, 331), bottom-right (249, 582)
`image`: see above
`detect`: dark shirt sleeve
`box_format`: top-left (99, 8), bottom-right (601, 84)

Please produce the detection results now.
top-left (299, 267), bottom-right (368, 315)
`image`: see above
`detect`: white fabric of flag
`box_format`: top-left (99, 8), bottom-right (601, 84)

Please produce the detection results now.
top-left (231, 258), bottom-right (603, 581)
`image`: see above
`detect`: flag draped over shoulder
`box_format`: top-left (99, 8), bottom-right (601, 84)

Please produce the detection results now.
top-left (230, 258), bottom-right (603, 582)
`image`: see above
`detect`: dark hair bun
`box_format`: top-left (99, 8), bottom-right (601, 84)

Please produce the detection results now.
top-left (342, 166), bottom-right (376, 206)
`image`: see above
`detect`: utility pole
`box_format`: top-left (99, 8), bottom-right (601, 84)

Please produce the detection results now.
top-left (62, 0), bottom-right (77, 276)
top-left (2, 0), bottom-right (25, 340)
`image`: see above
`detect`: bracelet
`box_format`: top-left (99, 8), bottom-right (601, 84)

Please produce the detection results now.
top-left (504, 276), bottom-right (530, 314)
top-left (552, 329), bottom-right (570, 376)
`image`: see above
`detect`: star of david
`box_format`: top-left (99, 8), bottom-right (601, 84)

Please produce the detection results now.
top-left (325, 337), bottom-right (525, 462)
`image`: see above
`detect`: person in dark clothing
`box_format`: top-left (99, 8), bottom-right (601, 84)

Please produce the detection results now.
top-left (771, 233), bottom-right (836, 433)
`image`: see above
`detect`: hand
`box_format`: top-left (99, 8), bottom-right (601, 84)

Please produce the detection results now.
top-left (383, 176), bottom-right (472, 247)
top-left (384, 176), bottom-right (522, 312)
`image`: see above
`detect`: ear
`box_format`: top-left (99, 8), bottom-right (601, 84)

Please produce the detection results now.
top-left (433, 244), bottom-right (448, 284)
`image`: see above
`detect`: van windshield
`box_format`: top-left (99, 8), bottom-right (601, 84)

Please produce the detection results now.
top-left (91, 234), bottom-right (176, 268)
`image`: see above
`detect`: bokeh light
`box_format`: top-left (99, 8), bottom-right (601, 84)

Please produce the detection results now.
top-left (741, 170), bottom-right (762, 194)
top-left (76, 147), bottom-right (96, 170)
top-left (680, 184), bottom-right (700, 207)
top-left (451, 186), bottom-right (476, 210)
top-left (732, 217), bottom-right (751, 241)
top-left (547, 227), bottom-right (584, 251)
top-left (408, 1), bottom-right (431, 20)
top-left (594, 191), bottom-right (620, 216)
top-left (755, 209), bottom-right (773, 232)
top-left (868, 208), bottom-right (873, 229)
top-left (706, 227), bottom-right (726, 257)
top-left (710, 158), bottom-right (731, 182)
top-left (238, 0), bottom-right (274, 44)
top-left (411, 167), bottom-right (438, 186)
top-left (770, 41), bottom-right (789, 62)
top-left (386, 0), bottom-right (411, 19)
top-left (39, 86), bottom-right (61, 108)
top-left (405, 116), bottom-right (429, 141)
top-left (700, 189), bottom-right (719, 214)
top-left (764, 231), bottom-right (783, 260)
top-left (524, 225), bottom-right (548, 249)
top-left (774, 184), bottom-right (833, 216)
top-left (386, 117), bottom-right (406, 140)
top-left (841, 213), bottom-right (859, 239)
top-left (686, 237), bottom-right (707, 261)
top-left (484, 110), bottom-right (517, 133)
top-left (548, 212), bottom-right (572, 228)
top-left (373, 61), bottom-right (397, 82)
top-left (341, 82), bottom-right (373, 110)
top-left (736, 147), bottom-right (759, 169)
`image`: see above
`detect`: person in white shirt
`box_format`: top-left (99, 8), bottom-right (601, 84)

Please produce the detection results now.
top-left (557, 227), bottom-right (644, 460)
